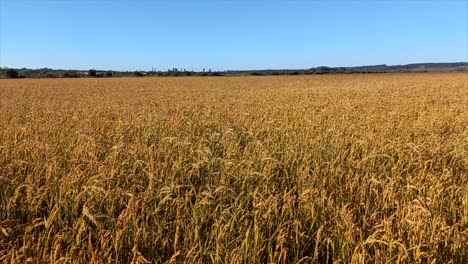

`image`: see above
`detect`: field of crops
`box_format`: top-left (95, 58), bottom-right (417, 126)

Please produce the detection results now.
top-left (0, 73), bottom-right (467, 263)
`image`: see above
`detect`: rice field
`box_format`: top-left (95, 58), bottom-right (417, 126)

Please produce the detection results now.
top-left (0, 73), bottom-right (467, 263)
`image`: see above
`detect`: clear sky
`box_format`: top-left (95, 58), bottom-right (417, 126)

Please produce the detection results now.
top-left (1, 0), bottom-right (467, 71)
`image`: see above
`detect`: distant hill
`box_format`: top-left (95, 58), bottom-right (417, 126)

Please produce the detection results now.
top-left (1, 62), bottom-right (467, 78)
top-left (310, 62), bottom-right (468, 74)
top-left (222, 62), bottom-right (468, 75)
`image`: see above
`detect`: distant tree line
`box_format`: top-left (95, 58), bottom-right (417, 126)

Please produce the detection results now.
top-left (0, 68), bottom-right (20, 78)
top-left (1, 63), bottom-right (467, 79)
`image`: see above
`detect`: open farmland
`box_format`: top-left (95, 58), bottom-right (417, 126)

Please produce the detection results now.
top-left (0, 73), bottom-right (467, 263)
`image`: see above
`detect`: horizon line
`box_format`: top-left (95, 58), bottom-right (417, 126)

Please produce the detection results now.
top-left (2, 61), bottom-right (467, 72)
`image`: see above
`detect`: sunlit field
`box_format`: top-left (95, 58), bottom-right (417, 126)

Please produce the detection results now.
top-left (1, 74), bottom-right (467, 263)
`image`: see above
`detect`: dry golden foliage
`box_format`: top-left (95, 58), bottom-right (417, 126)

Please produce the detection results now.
top-left (0, 73), bottom-right (467, 263)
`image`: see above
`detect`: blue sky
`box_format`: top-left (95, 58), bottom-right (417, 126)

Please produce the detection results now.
top-left (1, 0), bottom-right (467, 71)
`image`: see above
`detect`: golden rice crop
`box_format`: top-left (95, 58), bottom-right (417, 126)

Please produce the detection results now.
top-left (0, 73), bottom-right (467, 263)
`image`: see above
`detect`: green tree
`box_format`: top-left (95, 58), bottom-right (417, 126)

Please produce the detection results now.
top-left (133, 71), bottom-right (144, 77)
top-left (88, 69), bottom-right (97, 77)
top-left (5, 69), bottom-right (19, 78)
top-left (62, 71), bottom-right (80, 78)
